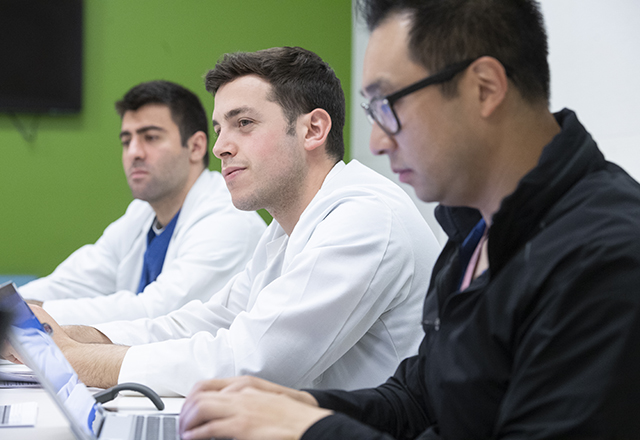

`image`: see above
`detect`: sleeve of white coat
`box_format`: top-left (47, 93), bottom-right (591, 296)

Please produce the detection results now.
top-left (116, 195), bottom-right (418, 396)
top-left (41, 210), bottom-right (263, 325)
top-left (94, 266), bottom-right (255, 346)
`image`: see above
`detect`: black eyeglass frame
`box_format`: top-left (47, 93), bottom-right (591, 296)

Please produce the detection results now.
top-left (361, 58), bottom-right (477, 136)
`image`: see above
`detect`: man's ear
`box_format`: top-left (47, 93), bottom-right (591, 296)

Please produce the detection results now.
top-left (469, 56), bottom-right (509, 118)
top-left (187, 130), bottom-right (208, 163)
top-left (302, 108), bottom-right (332, 152)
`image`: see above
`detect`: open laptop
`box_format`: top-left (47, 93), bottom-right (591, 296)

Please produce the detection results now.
top-left (0, 281), bottom-right (181, 440)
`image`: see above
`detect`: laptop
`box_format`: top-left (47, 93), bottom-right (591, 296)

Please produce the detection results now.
top-left (0, 281), bottom-right (181, 440)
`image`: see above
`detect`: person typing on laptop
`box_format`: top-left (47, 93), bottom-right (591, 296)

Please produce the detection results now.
top-left (10, 47), bottom-right (441, 397)
top-left (20, 80), bottom-right (265, 326)
top-left (170, 1), bottom-right (640, 439)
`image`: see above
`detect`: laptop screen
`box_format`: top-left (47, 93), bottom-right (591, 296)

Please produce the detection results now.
top-left (0, 282), bottom-right (98, 439)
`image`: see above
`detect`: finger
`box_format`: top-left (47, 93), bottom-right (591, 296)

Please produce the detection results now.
top-left (182, 418), bottom-right (237, 440)
top-left (6, 354), bottom-right (23, 364)
top-left (220, 376), bottom-right (295, 396)
top-left (1, 352), bottom-right (23, 364)
top-left (187, 378), bottom-right (234, 398)
top-left (0, 343), bottom-right (23, 364)
top-left (227, 378), bottom-right (316, 406)
top-left (181, 406), bottom-right (234, 439)
top-left (219, 376), bottom-right (262, 393)
top-left (180, 392), bottom-right (232, 434)
top-left (182, 419), bottom-right (224, 440)
top-left (180, 393), bottom-right (206, 430)
top-left (0, 343), bottom-right (10, 359)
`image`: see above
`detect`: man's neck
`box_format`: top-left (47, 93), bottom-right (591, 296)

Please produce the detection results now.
top-left (151, 198), bottom-right (184, 228)
top-left (271, 160), bottom-right (337, 236)
top-left (477, 106), bottom-right (561, 226)
top-left (151, 168), bottom-right (203, 226)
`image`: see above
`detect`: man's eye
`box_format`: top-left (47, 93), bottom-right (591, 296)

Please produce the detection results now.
top-left (145, 134), bottom-right (159, 142)
top-left (121, 139), bottom-right (130, 148)
top-left (239, 119), bottom-right (253, 127)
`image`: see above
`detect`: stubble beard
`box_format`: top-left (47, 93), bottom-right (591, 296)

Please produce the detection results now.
top-left (233, 149), bottom-right (307, 217)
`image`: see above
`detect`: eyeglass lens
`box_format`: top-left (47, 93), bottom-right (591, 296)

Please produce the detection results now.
top-left (371, 99), bottom-right (398, 134)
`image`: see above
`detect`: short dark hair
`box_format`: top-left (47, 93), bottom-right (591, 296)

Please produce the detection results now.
top-left (358, 0), bottom-right (550, 104)
top-left (115, 80), bottom-right (210, 167)
top-left (205, 47), bottom-right (345, 162)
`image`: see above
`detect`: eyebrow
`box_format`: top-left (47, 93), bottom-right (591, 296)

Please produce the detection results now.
top-left (119, 125), bottom-right (166, 139)
top-left (211, 106), bottom-right (253, 128)
top-left (362, 79), bottom-right (393, 98)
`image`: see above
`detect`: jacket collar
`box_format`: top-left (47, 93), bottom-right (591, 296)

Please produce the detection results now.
top-left (437, 109), bottom-right (605, 272)
top-left (435, 206), bottom-right (482, 244)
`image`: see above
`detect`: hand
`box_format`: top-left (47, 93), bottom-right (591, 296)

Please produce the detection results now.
top-left (28, 304), bottom-right (127, 388)
top-left (188, 376), bottom-right (319, 406)
top-left (1, 304), bottom-right (68, 364)
top-left (28, 304), bottom-right (75, 352)
top-left (1, 340), bottom-right (23, 364)
top-left (179, 385), bottom-right (332, 440)
top-left (63, 324), bottom-right (113, 344)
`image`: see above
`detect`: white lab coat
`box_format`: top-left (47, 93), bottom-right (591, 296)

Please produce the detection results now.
top-left (20, 170), bottom-right (266, 326)
top-left (96, 161), bottom-right (441, 396)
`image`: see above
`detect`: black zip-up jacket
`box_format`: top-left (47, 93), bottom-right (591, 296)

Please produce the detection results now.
top-left (304, 110), bottom-right (640, 440)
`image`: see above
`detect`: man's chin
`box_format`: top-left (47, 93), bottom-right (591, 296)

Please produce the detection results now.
top-left (230, 195), bottom-right (262, 212)
top-left (129, 189), bottom-right (153, 203)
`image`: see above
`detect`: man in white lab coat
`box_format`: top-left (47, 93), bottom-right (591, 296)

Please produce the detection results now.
top-left (21, 81), bottom-right (265, 325)
top-left (27, 48), bottom-right (441, 396)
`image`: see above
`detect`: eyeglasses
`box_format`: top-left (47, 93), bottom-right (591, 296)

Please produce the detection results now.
top-left (361, 59), bottom-right (476, 136)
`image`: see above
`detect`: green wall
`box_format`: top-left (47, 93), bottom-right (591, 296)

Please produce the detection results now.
top-left (0, 0), bottom-right (352, 277)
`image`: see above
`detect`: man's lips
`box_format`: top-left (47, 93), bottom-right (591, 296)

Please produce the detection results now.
top-left (393, 168), bottom-right (412, 183)
top-left (222, 166), bottom-right (245, 179)
top-left (129, 168), bottom-right (148, 179)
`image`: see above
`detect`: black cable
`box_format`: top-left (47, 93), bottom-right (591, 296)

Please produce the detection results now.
top-left (93, 382), bottom-right (165, 410)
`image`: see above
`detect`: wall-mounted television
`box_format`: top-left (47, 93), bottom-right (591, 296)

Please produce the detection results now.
top-left (0, 0), bottom-right (83, 114)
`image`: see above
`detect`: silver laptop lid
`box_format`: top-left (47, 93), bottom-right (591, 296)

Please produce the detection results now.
top-left (0, 282), bottom-right (99, 440)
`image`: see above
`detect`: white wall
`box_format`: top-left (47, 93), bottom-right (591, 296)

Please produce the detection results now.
top-left (542, 0), bottom-right (640, 180)
top-left (351, 0), bottom-right (640, 244)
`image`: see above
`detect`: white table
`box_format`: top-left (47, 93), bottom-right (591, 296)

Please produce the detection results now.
top-left (0, 385), bottom-right (185, 439)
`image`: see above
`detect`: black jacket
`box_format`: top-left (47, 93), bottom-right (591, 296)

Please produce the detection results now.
top-left (304, 110), bottom-right (640, 440)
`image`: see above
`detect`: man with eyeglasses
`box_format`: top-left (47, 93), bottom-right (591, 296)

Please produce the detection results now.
top-left (177, 1), bottom-right (640, 439)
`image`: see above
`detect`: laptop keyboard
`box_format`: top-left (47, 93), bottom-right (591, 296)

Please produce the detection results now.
top-left (132, 414), bottom-right (179, 440)
top-left (129, 413), bottom-right (232, 440)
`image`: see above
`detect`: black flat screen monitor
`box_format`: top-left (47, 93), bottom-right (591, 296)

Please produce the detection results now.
top-left (0, 0), bottom-right (83, 114)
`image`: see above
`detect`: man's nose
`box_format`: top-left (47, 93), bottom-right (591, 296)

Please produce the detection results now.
top-left (369, 123), bottom-right (396, 156)
top-left (212, 132), bottom-right (237, 159)
top-left (125, 135), bottom-right (145, 159)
